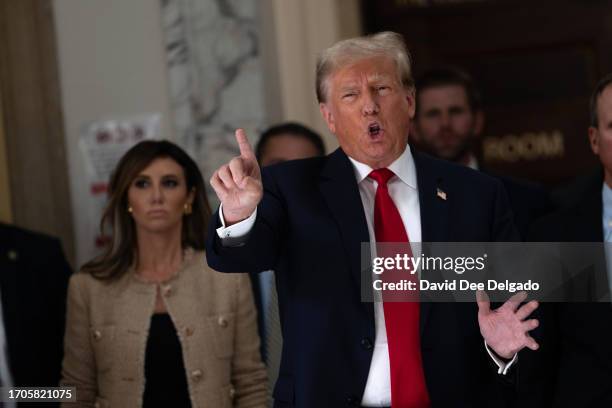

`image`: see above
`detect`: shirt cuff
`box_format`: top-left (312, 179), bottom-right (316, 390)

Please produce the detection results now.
top-left (484, 340), bottom-right (518, 375)
top-left (216, 204), bottom-right (257, 246)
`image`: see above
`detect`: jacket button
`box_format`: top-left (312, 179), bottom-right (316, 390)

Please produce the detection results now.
top-left (229, 387), bottom-right (236, 399)
top-left (360, 337), bottom-right (373, 350)
top-left (92, 330), bottom-right (102, 340)
top-left (218, 316), bottom-right (228, 327)
top-left (191, 369), bottom-right (203, 381)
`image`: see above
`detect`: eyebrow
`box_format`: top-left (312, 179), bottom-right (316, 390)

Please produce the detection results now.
top-left (424, 107), bottom-right (442, 115)
top-left (338, 82), bottom-right (359, 91)
top-left (134, 173), bottom-right (181, 179)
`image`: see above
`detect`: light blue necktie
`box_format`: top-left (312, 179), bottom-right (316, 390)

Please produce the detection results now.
top-left (259, 271), bottom-right (282, 407)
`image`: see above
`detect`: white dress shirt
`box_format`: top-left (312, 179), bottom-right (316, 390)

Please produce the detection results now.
top-left (348, 147), bottom-right (420, 406)
top-left (216, 146), bottom-right (515, 406)
top-left (601, 182), bottom-right (612, 298)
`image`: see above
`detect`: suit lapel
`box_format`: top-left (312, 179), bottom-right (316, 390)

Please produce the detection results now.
top-left (413, 150), bottom-right (450, 335)
top-left (571, 172), bottom-right (609, 300)
top-left (318, 149), bottom-right (374, 325)
top-left (571, 171), bottom-right (604, 242)
top-left (414, 150), bottom-right (450, 243)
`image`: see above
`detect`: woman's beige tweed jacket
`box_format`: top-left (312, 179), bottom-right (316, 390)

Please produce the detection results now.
top-left (60, 249), bottom-right (267, 407)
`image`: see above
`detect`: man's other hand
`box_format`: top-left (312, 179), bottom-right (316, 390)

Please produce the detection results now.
top-left (477, 290), bottom-right (540, 359)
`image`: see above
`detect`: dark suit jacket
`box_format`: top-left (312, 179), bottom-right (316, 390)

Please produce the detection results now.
top-left (0, 223), bottom-right (72, 391)
top-left (206, 147), bottom-right (520, 408)
top-left (528, 169), bottom-right (612, 407)
top-left (492, 174), bottom-right (551, 240)
top-left (249, 271), bottom-right (268, 361)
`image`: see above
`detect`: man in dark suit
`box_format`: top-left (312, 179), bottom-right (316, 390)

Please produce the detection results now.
top-left (528, 73), bottom-right (612, 407)
top-left (251, 121), bottom-right (326, 354)
top-left (0, 223), bottom-right (72, 393)
top-left (251, 122), bottom-right (326, 392)
top-left (412, 67), bottom-right (550, 239)
top-left (207, 32), bottom-right (540, 407)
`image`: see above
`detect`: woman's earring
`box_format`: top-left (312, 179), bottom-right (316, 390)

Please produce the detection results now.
top-left (183, 203), bottom-right (192, 215)
top-left (128, 206), bottom-right (133, 213)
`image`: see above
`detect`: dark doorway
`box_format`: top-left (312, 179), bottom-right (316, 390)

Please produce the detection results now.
top-left (363, 0), bottom-right (612, 186)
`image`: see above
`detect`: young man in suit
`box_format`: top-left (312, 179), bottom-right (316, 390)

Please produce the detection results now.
top-left (412, 67), bottom-right (550, 239)
top-left (252, 122), bottom-right (325, 393)
top-left (529, 73), bottom-right (612, 407)
top-left (207, 32), bottom-right (540, 407)
top-left (0, 223), bottom-right (72, 403)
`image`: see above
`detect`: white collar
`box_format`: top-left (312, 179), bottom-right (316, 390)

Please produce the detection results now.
top-left (347, 145), bottom-right (417, 189)
top-left (603, 182), bottom-right (612, 210)
top-left (466, 154), bottom-right (479, 170)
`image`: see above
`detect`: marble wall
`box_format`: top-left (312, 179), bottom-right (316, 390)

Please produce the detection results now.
top-left (161, 0), bottom-right (267, 197)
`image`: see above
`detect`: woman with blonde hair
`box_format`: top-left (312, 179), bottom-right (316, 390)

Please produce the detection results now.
top-left (61, 140), bottom-right (267, 407)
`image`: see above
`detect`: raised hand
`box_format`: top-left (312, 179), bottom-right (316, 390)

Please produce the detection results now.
top-left (210, 129), bottom-right (263, 225)
top-left (477, 290), bottom-right (540, 359)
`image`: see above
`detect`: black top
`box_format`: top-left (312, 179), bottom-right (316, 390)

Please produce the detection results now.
top-left (142, 313), bottom-right (191, 408)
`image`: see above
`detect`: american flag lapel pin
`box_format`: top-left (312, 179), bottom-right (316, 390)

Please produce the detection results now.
top-left (436, 188), bottom-right (447, 201)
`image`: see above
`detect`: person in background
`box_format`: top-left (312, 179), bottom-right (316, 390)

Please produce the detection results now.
top-left (61, 140), bottom-right (267, 407)
top-left (412, 67), bottom-right (550, 238)
top-left (255, 122), bottom-right (325, 166)
top-left (252, 122), bottom-right (326, 353)
top-left (252, 122), bottom-right (325, 403)
top-left (413, 67), bottom-right (484, 168)
top-left (528, 73), bottom-right (612, 407)
top-left (0, 223), bottom-right (72, 407)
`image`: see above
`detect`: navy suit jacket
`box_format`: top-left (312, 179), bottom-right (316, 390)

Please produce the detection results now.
top-left (489, 174), bottom-right (551, 240)
top-left (206, 147), bottom-right (520, 407)
top-left (528, 169), bottom-right (612, 408)
top-left (0, 223), bottom-right (72, 394)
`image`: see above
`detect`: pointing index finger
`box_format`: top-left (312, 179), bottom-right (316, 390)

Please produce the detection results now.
top-left (235, 128), bottom-right (254, 158)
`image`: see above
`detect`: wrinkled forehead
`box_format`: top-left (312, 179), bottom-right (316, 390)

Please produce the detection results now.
top-left (327, 56), bottom-right (401, 89)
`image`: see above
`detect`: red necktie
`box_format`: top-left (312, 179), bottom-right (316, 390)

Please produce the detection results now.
top-left (369, 168), bottom-right (430, 408)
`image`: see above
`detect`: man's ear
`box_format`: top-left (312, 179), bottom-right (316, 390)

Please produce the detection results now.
top-left (589, 126), bottom-right (600, 155)
top-left (406, 88), bottom-right (416, 119)
top-left (319, 103), bottom-right (336, 134)
top-left (474, 110), bottom-right (485, 138)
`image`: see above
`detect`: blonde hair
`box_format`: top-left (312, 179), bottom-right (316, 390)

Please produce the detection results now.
top-left (315, 31), bottom-right (414, 103)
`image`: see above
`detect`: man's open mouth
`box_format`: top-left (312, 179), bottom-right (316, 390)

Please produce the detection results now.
top-left (368, 122), bottom-right (382, 137)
